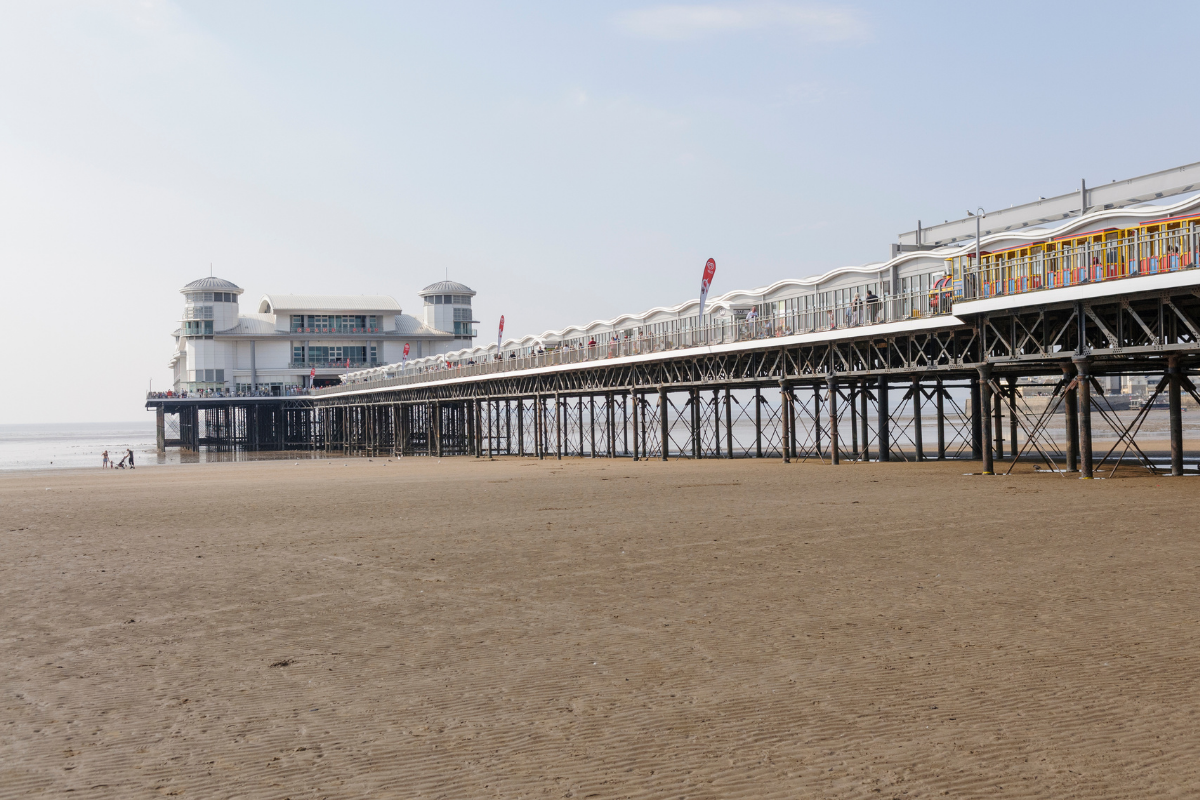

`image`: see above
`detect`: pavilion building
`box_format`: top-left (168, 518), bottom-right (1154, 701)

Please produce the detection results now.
top-left (169, 277), bottom-right (477, 394)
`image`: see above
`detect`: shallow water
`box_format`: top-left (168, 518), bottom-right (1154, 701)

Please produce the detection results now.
top-left (0, 422), bottom-right (161, 472)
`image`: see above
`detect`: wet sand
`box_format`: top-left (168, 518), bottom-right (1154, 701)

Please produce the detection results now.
top-left (2, 457), bottom-right (1198, 798)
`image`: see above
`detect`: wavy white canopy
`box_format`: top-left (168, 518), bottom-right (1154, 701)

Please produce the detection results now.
top-left (341, 188), bottom-right (1200, 383)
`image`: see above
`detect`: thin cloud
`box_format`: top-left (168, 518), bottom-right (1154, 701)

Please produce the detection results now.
top-left (616, 3), bottom-right (868, 42)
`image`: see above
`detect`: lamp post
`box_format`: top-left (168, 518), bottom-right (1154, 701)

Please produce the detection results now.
top-left (972, 207), bottom-right (985, 278)
top-left (970, 207), bottom-right (990, 473)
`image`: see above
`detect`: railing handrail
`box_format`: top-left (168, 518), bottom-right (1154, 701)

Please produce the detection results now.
top-left (146, 390), bottom-right (313, 400)
top-left (319, 288), bottom-right (948, 396)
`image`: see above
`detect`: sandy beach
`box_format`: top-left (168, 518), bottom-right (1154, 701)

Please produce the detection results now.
top-left (2, 456), bottom-right (1198, 798)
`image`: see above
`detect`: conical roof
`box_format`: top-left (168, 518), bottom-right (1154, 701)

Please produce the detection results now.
top-left (419, 280), bottom-right (475, 296)
top-left (181, 276), bottom-right (243, 293)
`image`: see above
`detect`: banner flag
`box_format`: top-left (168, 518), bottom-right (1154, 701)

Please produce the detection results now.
top-left (498, 315), bottom-right (505, 348)
top-left (402, 342), bottom-right (410, 365)
top-left (698, 258), bottom-right (717, 327)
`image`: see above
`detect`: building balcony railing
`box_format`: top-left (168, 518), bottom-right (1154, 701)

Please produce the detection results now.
top-left (147, 388), bottom-right (311, 399)
top-left (959, 226), bottom-right (1200, 300)
top-left (289, 361), bottom-right (379, 369)
top-left (290, 327), bottom-right (383, 334)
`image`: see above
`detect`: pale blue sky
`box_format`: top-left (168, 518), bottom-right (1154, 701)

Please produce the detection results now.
top-left (3, 1), bottom-right (1197, 422)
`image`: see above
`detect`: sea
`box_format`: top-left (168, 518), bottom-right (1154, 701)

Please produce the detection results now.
top-left (0, 422), bottom-right (164, 472)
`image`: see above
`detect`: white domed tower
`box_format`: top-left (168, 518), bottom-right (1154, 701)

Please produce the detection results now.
top-left (418, 280), bottom-right (477, 354)
top-left (174, 276), bottom-right (243, 392)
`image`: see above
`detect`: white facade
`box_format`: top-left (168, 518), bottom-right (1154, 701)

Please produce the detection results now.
top-left (169, 277), bottom-right (476, 394)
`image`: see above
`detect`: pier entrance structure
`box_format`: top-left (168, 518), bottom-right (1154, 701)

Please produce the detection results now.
top-left (164, 278), bottom-right (478, 396)
top-left (148, 162), bottom-right (1200, 476)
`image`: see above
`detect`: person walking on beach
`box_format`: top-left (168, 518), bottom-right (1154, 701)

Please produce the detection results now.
top-left (126, 448), bottom-right (135, 469)
top-left (102, 450), bottom-right (109, 468)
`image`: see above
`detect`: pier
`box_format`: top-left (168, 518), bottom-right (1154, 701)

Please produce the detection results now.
top-left (147, 269), bottom-right (1200, 477)
top-left (149, 163), bottom-right (1200, 477)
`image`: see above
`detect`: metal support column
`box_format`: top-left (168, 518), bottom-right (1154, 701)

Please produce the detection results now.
top-left (828, 376), bottom-right (839, 465)
top-left (589, 395), bottom-right (597, 458)
top-left (877, 377), bottom-right (889, 462)
top-left (486, 399), bottom-right (495, 458)
top-left (518, 399), bottom-right (525, 457)
top-left (979, 365), bottom-right (994, 475)
top-left (814, 384), bottom-right (822, 456)
top-left (912, 376), bottom-right (923, 461)
top-left (555, 394), bottom-right (563, 460)
top-left (435, 402), bottom-right (443, 458)
top-left (622, 392), bottom-right (629, 456)
top-left (1063, 364), bottom-right (1079, 472)
top-left (849, 381), bottom-right (858, 460)
top-left (659, 387), bottom-right (669, 461)
top-left (1006, 376), bottom-right (1018, 463)
top-left (780, 382), bottom-right (791, 464)
top-left (156, 406), bottom-right (165, 453)
top-left (1074, 356), bottom-right (1093, 479)
top-left (640, 391), bottom-right (649, 460)
top-left (936, 378), bottom-right (946, 460)
top-left (607, 393), bottom-right (616, 458)
top-left (993, 378), bottom-right (1004, 460)
top-left (713, 389), bottom-right (722, 459)
top-left (429, 406), bottom-right (437, 458)
top-left (754, 386), bottom-right (763, 458)
top-left (1169, 357), bottom-right (1184, 477)
top-left (724, 388), bottom-right (733, 458)
top-left (970, 378), bottom-right (982, 460)
top-left (788, 386), bottom-right (797, 460)
top-left (691, 388), bottom-right (700, 459)
top-left (860, 380), bottom-right (870, 462)
top-left (535, 396), bottom-right (543, 459)
top-left (578, 397), bottom-right (585, 457)
top-left (631, 390), bottom-right (640, 461)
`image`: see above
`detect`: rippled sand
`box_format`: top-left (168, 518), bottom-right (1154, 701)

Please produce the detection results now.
top-left (2, 456), bottom-right (1198, 798)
